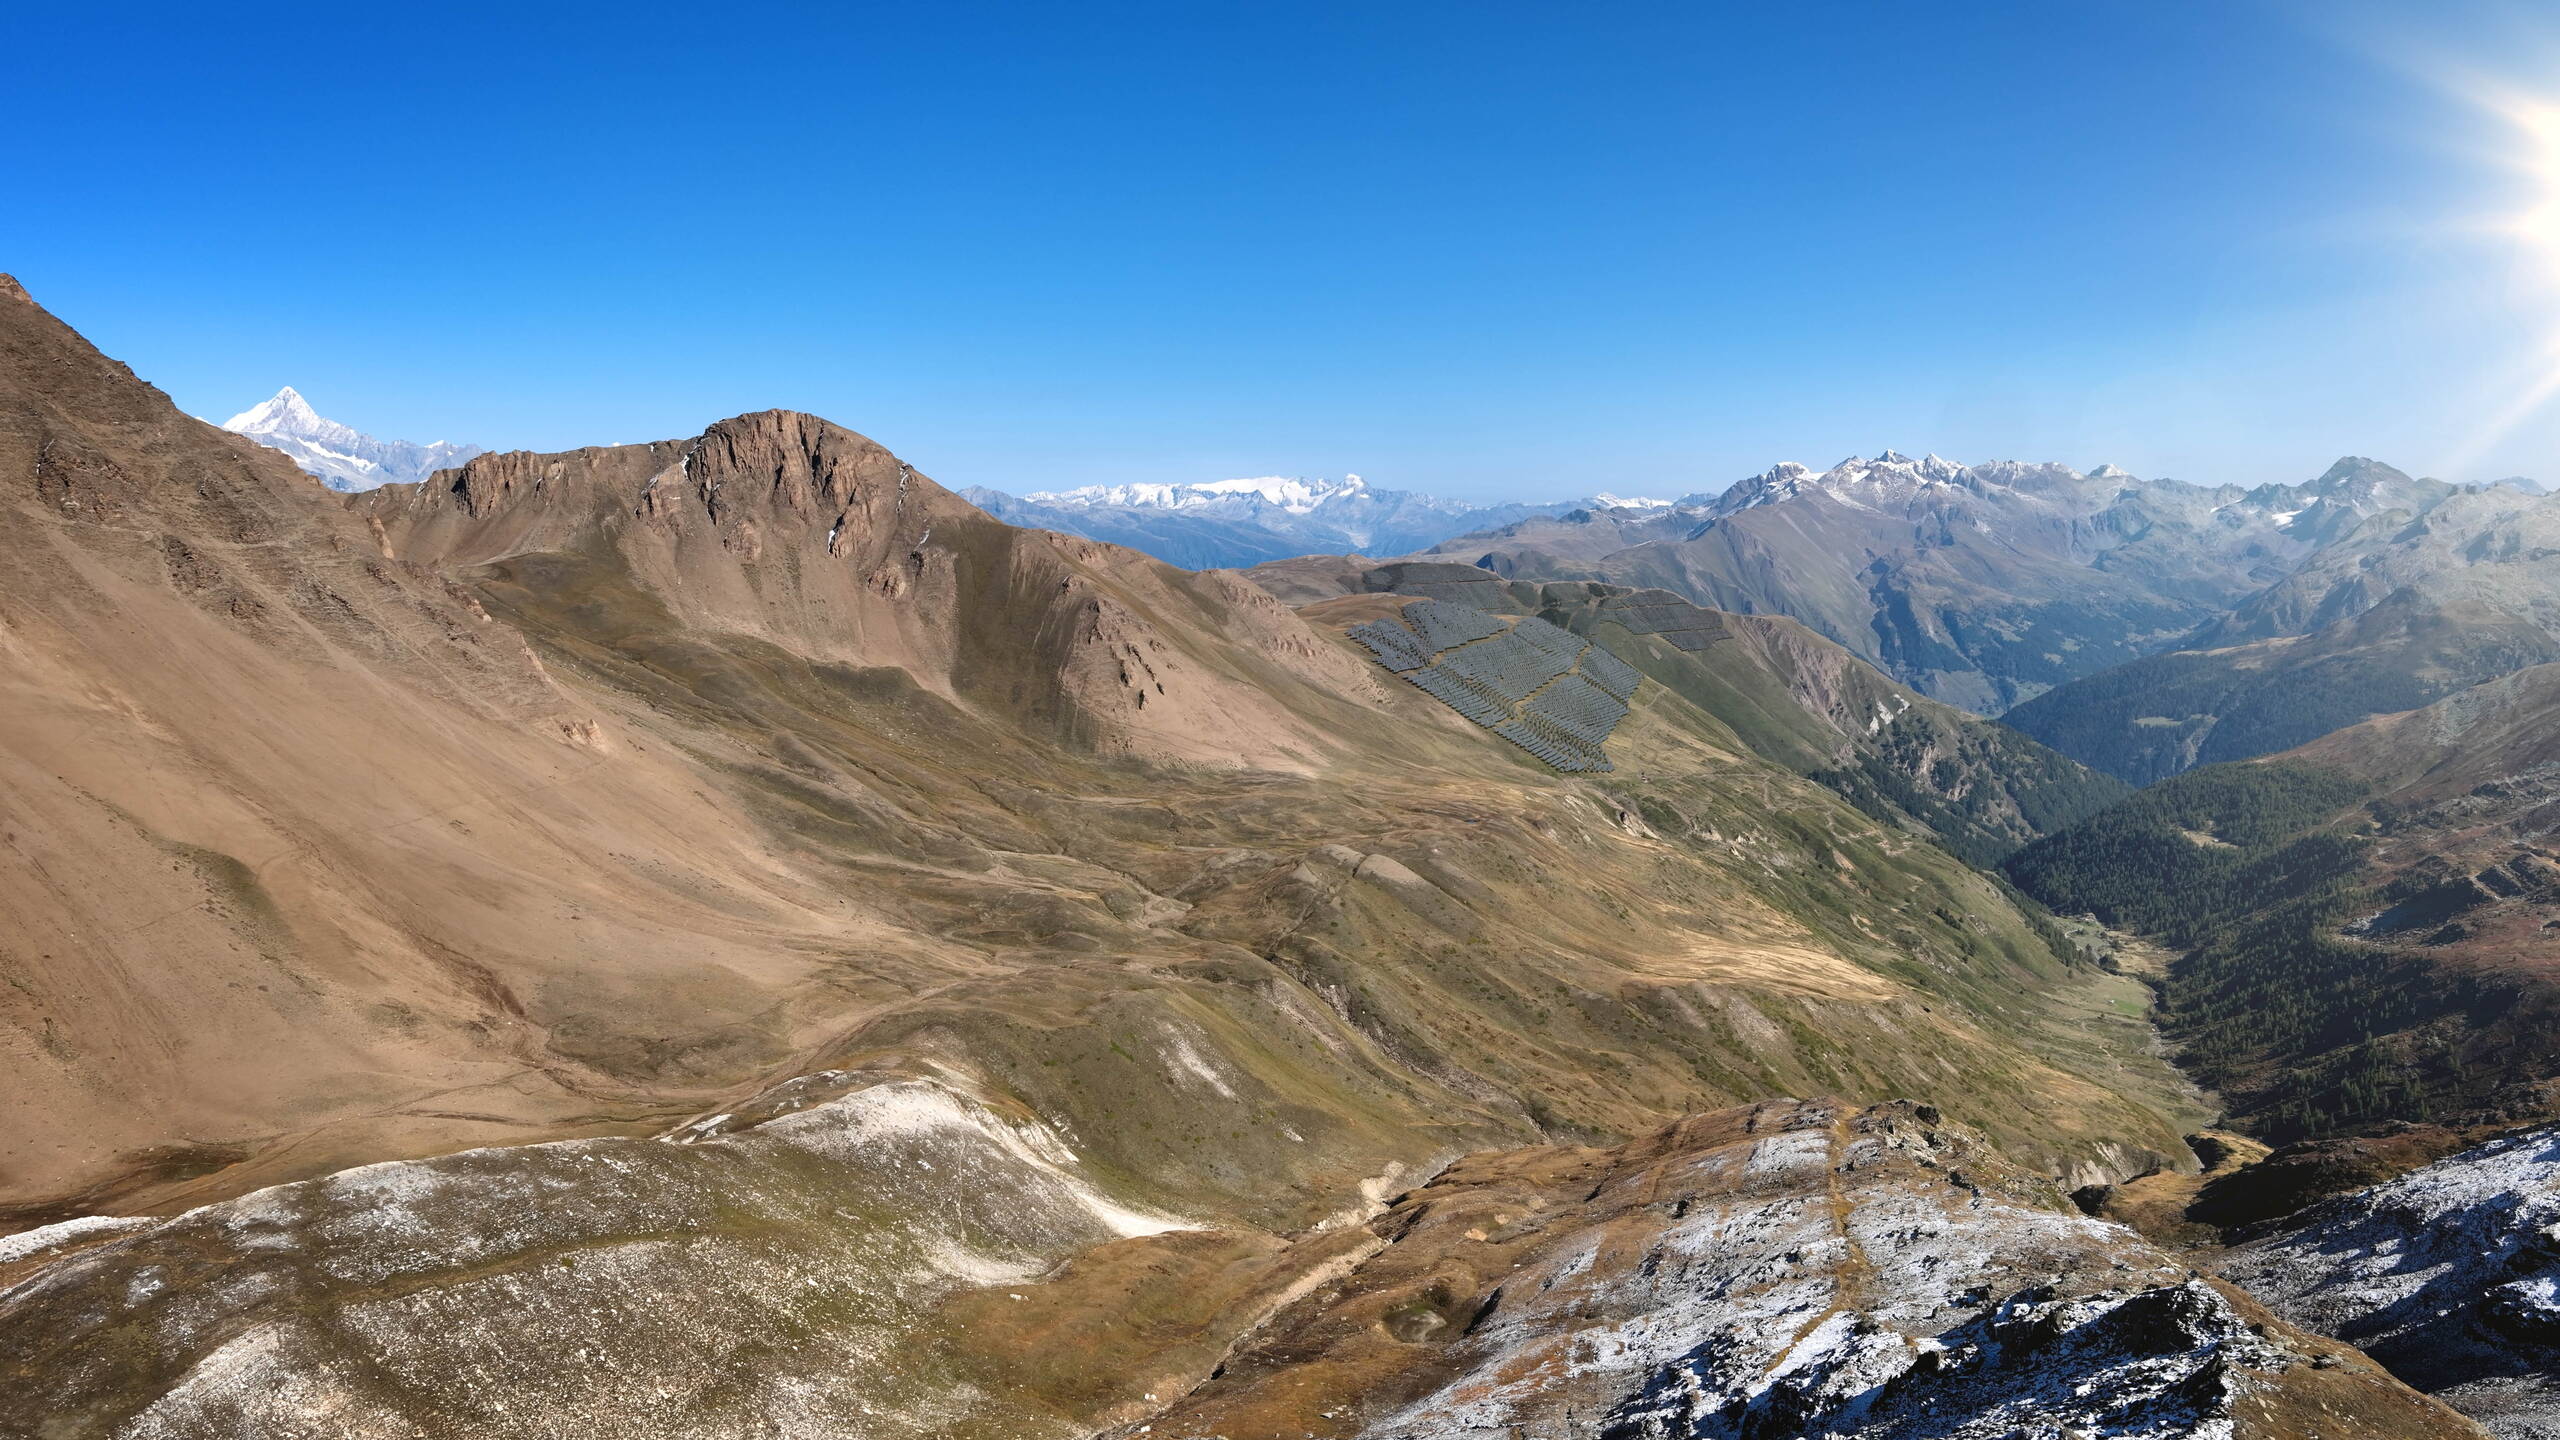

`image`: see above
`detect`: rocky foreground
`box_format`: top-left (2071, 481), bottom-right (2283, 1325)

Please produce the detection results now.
top-left (2227, 1122), bottom-right (2560, 1438)
top-left (1115, 1098), bottom-right (2474, 1440)
top-left (0, 1095), bottom-right (2481, 1439)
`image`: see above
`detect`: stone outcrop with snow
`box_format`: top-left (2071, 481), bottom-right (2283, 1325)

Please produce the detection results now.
top-left (2224, 1123), bottom-right (2560, 1437)
top-left (1114, 1099), bottom-right (2475, 1440)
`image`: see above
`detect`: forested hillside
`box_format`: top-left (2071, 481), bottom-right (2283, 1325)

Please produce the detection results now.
top-left (2007, 760), bottom-right (2560, 1141)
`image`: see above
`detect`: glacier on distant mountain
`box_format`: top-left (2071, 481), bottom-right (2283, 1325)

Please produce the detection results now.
top-left (221, 387), bottom-right (485, 493)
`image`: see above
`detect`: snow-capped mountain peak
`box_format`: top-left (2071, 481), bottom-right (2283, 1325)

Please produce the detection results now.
top-left (219, 388), bottom-right (486, 493)
top-left (1022, 474), bottom-right (1369, 515)
top-left (223, 385), bottom-right (341, 439)
top-left (970, 471), bottom-right (1679, 569)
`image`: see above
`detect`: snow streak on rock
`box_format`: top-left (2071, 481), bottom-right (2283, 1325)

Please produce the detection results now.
top-left (2227, 1122), bottom-right (2560, 1436)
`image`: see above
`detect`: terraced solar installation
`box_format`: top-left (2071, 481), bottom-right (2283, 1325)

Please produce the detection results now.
top-left (1593, 592), bottom-right (1730, 651)
top-left (1347, 599), bottom-right (1638, 772)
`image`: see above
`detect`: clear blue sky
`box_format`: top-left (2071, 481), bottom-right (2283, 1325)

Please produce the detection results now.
top-left (13, 1), bottom-right (2560, 499)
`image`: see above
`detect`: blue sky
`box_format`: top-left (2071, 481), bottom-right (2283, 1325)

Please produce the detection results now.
top-left (12, 1), bottom-right (2560, 500)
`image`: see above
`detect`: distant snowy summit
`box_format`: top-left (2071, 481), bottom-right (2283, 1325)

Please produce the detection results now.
top-left (1023, 473), bottom-right (1378, 514)
top-left (966, 472), bottom-right (1690, 570)
top-left (221, 387), bottom-right (484, 493)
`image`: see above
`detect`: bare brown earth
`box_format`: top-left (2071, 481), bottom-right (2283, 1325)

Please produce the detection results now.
top-left (0, 277), bottom-right (2254, 1433)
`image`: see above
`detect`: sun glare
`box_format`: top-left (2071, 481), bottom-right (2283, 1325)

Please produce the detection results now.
top-left (2497, 97), bottom-right (2560, 283)
top-left (2428, 79), bottom-right (2560, 473)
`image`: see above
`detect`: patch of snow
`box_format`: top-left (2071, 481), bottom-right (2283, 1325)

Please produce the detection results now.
top-left (0, 1213), bottom-right (154, 1265)
top-left (757, 1078), bottom-right (1192, 1240)
top-left (1158, 1027), bottom-right (1240, 1099)
top-left (2226, 1122), bottom-right (2560, 1431)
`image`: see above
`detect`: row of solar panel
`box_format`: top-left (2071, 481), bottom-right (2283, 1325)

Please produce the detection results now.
top-left (1344, 597), bottom-right (1636, 773)
top-left (1346, 618), bottom-right (1433, 672)
top-left (1522, 672), bottom-right (1629, 749)
top-left (1509, 614), bottom-right (1587, 660)
top-left (1578, 643), bottom-right (1642, 701)
top-left (1596, 603), bottom-right (1709, 635)
top-left (1491, 717), bottom-right (1613, 772)
top-left (1440, 630), bottom-right (1576, 704)
top-left (1404, 598), bottom-right (1507, 652)
top-left (1406, 663), bottom-right (1514, 728)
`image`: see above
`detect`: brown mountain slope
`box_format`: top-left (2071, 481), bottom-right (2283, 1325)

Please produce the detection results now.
top-left (359, 413), bottom-right (1380, 771)
top-left (0, 280), bottom-right (2207, 1435)
top-left (0, 278), bottom-right (1392, 1220)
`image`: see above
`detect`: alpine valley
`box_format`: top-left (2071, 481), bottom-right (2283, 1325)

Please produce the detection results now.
top-left (13, 265), bottom-right (2560, 1440)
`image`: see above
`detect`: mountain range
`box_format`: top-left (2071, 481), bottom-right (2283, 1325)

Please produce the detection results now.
top-left (2009, 475), bottom-right (2560, 782)
top-left (1424, 450), bottom-right (2529, 715)
top-left (963, 472), bottom-right (1685, 569)
top-left (1, 276), bottom-right (2238, 1435)
top-left (220, 385), bottom-right (484, 491)
top-left (18, 268), bottom-right (2560, 1437)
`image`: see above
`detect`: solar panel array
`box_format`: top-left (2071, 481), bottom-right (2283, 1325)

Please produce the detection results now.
top-left (1579, 643), bottom-right (1642, 701)
top-left (1347, 599), bottom-right (1639, 773)
top-left (1597, 595), bottom-right (1741, 652)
